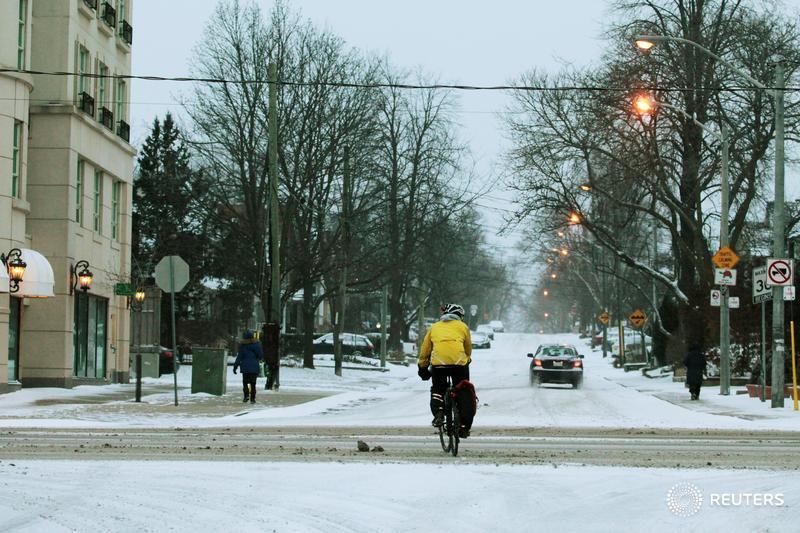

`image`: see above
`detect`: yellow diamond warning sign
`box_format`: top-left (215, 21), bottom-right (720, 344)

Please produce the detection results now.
top-left (712, 246), bottom-right (740, 270)
top-left (628, 309), bottom-right (647, 329)
top-left (598, 311), bottom-right (610, 325)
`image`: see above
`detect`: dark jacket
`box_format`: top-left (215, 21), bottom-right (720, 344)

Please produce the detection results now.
top-left (683, 348), bottom-right (706, 386)
top-left (234, 339), bottom-right (264, 374)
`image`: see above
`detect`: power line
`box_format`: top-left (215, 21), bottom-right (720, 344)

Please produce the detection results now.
top-left (2, 68), bottom-right (797, 93)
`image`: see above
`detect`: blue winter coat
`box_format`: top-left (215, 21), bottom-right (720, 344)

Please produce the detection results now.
top-left (234, 340), bottom-right (264, 374)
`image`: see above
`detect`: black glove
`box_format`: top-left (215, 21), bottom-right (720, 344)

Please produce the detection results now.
top-left (418, 366), bottom-right (431, 381)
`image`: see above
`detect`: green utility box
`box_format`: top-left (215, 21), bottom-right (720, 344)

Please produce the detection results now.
top-left (130, 347), bottom-right (160, 379)
top-left (191, 347), bottom-right (227, 396)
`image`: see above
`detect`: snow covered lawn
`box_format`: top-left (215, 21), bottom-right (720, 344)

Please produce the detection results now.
top-left (0, 460), bottom-right (795, 533)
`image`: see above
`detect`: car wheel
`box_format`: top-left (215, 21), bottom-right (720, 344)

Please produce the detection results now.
top-left (352, 350), bottom-right (362, 357)
top-left (573, 379), bottom-right (582, 389)
top-left (530, 374), bottom-right (540, 387)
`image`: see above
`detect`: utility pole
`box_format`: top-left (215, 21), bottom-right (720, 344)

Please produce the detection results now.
top-left (334, 147), bottom-right (350, 377)
top-left (380, 286), bottom-right (388, 368)
top-left (719, 123), bottom-right (731, 395)
top-left (771, 58), bottom-right (786, 408)
top-left (268, 62), bottom-right (282, 390)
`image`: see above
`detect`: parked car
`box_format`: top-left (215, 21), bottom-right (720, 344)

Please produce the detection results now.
top-left (471, 331), bottom-right (491, 349)
top-left (489, 320), bottom-right (505, 333)
top-left (476, 324), bottom-right (495, 340)
top-left (313, 333), bottom-right (375, 357)
top-left (159, 346), bottom-right (180, 375)
top-left (529, 343), bottom-right (583, 388)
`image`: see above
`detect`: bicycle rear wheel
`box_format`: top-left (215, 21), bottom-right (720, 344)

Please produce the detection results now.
top-left (444, 392), bottom-right (454, 453)
top-left (438, 420), bottom-right (448, 451)
top-left (451, 404), bottom-right (460, 457)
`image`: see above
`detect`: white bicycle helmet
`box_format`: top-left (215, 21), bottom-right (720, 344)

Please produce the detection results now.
top-left (442, 303), bottom-right (465, 319)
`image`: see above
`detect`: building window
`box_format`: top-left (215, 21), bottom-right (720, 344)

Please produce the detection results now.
top-left (17, 0), bottom-right (27, 70)
top-left (73, 293), bottom-right (108, 379)
top-left (8, 298), bottom-right (21, 382)
top-left (97, 62), bottom-right (108, 118)
top-left (115, 78), bottom-right (126, 122)
top-left (117, 0), bottom-right (126, 23)
top-left (12, 121), bottom-right (22, 198)
top-left (93, 170), bottom-right (103, 233)
top-left (78, 46), bottom-right (89, 95)
top-left (111, 181), bottom-right (120, 240)
top-left (76, 159), bottom-right (84, 224)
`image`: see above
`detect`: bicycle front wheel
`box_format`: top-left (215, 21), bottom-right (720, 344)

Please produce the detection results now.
top-left (438, 420), bottom-right (448, 451)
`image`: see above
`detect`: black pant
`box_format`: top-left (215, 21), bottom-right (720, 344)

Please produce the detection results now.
top-left (430, 365), bottom-right (470, 416)
top-left (265, 363), bottom-right (278, 390)
top-left (242, 373), bottom-right (258, 400)
top-left (688, 382), bottom-right (701, 398)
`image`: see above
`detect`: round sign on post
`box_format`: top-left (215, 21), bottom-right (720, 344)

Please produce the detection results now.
top-left (155, 255), bottom-right (190, 293)
top-left (766, 259), bottom-right (793, 287)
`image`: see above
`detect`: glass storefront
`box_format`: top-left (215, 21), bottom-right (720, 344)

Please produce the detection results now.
top-left (73, 293), bottom-right (107, 378)
top-left (8, 297), bottom-right (21, 382)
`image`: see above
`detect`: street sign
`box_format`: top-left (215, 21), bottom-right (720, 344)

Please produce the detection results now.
top-left (114, 282), bottom-right (134, 296)
top-left (598, 311), bottom-right (610, 325)
top-left (469, 304), bottom-right (478, 317)
top-left (155, 255), bottom-right (190, 293)
top-left (714, 268), bottom-right (737, 286)
top-left (752, 266), bottom-right (773, 304)
top-left (729, 296), bottom-right (740, 309)
top-left (710, 290), bottom-right (721, 307)
top-left (784, 286), bottom-right (796, 301)
top-left (628, 309), bottom-right (647, 329)
top-left (767, 258), bottom-right (793, 287)
top-left (712, 246), bottom-right (740, 269)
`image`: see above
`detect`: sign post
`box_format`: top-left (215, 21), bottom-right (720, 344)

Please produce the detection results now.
top-left (753, 265), bottom-right (772, 402)
top-left (713, 247), bottom-right (739, 396)
top-left (155, 255), bottom-right (190, 406)
top-left (628, 309), bottom-right (647, 365)
top-left (598, 311), bottom-right (610, 358)
top-left (767, 258), bottom-right (794, 407)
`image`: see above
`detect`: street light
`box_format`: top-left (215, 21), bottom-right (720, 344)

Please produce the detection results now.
top-left (578, 183), bottom-right (592, 192)
top-left (633, 93), bottom-right (733, 395)
top-left (634, 33), bottom-right (787, 406)
top-left (543, 289), bottom-right (550, 297)
top-left (568, 212), bottom-right (582, 225)
top-left (131, 287), bottom-right (146, 403)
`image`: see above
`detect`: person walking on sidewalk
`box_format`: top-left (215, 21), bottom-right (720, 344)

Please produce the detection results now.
top-left (233, 330), bottom-right (264, 404)
top-left (684, 343), bottom-right (706, 401)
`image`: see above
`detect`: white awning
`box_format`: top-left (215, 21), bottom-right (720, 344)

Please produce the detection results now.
top-left (0, 264), bottom-right (8, 293)
top-left (16, 248), bottom-right (55, 298)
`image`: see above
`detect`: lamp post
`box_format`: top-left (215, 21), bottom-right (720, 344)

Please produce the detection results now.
top-left (634, 94), bottom-right (731, 394)
top-left (635, 34), bottom-right (787, 406)
top-left (132, 288), bottom-right (146, 403)
top-left (70, 260), bottom-right (94, 294)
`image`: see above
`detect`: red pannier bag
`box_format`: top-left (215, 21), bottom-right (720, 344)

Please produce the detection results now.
top-left (453, 380), bottom-right (478, 430)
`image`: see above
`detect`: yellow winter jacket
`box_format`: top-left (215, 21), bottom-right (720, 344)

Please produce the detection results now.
top-left (418, 318), bottom-right (472, 367)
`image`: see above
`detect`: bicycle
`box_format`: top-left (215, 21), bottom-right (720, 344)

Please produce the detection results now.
top-left (437, 374), bottom-right (462, 457)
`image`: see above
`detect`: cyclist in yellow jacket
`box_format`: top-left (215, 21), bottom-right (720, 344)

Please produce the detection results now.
top-left (418, 303), bottom-right (472, 432)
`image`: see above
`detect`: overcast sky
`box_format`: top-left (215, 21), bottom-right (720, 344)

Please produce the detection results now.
top-left (129, 1), bottom-right (797, 270)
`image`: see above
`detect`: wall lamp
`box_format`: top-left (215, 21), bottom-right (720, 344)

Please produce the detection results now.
top-left (70, 260), bottom-right (94, 294)
top-left (1, 248), bottom-right (27, 293)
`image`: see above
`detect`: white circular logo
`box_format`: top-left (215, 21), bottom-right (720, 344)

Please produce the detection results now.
top-left (666, 483), bottom-right (703, 517)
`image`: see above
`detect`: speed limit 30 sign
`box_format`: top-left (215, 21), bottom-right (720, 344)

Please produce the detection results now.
top-left (752, 265), bottom-right (772, 304)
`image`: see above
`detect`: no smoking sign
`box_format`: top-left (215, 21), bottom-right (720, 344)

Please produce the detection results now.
top-left (767, 258), bottom-right (794, 287)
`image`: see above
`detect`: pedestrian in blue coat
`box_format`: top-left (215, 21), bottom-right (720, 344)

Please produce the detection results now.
top-left (233, 330), bottom-right (264, 403)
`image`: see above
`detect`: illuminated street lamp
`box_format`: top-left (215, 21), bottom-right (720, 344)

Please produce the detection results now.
top-left (578, 183), bottom-right (592, 192)
top-left (634, 33), bottom-right (787, 407)
top-left (550, 273), bottom-right (557, 280)
top-left (568, 212), bottom-right (582, 225)
top-left (70, 260), bottom-right (93, 294)
top-left (543, 289), bottom-right (550, 297)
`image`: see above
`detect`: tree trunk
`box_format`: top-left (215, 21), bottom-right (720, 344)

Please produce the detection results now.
top-left (301, 279), bottom-right (316, 369)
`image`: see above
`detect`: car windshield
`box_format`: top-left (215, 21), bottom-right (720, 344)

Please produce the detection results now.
top-left (539, 346), bottom-right (576, 357)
